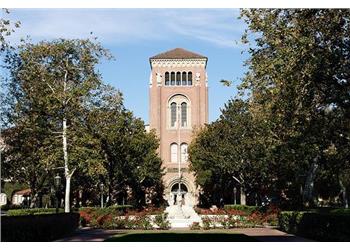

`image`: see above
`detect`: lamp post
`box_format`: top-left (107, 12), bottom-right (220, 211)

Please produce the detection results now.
top-left (233, 187), bottom-right (237, 205)
top-left (177, 104), bottom-right (182, 207)
top-left (54, 174), bottom-right (61, 213)
top-left (100, 183), bottom-right (104, 208)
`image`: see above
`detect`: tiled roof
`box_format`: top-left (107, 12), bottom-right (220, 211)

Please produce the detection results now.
top-left (150, 48), bottom-right (207, 60)
top-left (14, 188), bottom-right (31, 196)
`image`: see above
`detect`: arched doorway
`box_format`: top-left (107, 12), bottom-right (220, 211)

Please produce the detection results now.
top-left (171, 183), bottom-right (188, 205)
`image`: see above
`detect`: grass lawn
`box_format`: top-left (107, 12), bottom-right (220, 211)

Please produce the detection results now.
top-left (105, 230), bottom-right (256, 242)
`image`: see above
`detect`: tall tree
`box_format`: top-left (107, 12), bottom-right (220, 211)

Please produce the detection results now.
top-left (239, 9), bottom-right (350, 207)
top-left (189, 99), bottom-right (273, 206)
top-left (86, 85), bottom-right (164, 207)
top-left (2, 39), bottom-right (111, 211)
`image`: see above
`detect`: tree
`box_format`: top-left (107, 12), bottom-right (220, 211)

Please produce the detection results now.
top-left (86, 85), bottom-right (164, 207)
top-left (0, 8), bottom-right (20, 53)
top-left (239, 9), bottom-right (350, 207)
top-left (2, 38), bottom-right (111, 211)
top-left (189, 99), bottom-right (273, 206)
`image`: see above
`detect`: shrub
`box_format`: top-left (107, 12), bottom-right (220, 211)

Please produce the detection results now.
top-left (279, 211), bottom-right (350, 241)
top-left (1, 204), bottom-right (22, 211)
top-left (132, 216), bottom-right (153, 230)
top-left (1, 213), bottom-right (80, 242)
top-left (79, 210), bottom-right (92, 226)
top-left (224, 205), bottom-right (258, 215)
top-left (7, 208), bottom-right (64, 216)
top-left (153, 213), bottom-right (171, 230)
top-left (189, 222), bottom-right (201, 230)
top-left (246, 211), bottom-right (264, 227)
top-left (201, 216), bottom-right (212, 230)
top-left (219, 216), bottom-right (230, 229)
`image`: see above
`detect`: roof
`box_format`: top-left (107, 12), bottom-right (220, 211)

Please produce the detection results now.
top-left (14, 188), bottom-right (31, 196)
top-left (150, 48), bottom-right (207, 60)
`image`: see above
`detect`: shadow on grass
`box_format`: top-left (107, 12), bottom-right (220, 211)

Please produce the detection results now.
top-left (105, 232), bottom-right (256, 242)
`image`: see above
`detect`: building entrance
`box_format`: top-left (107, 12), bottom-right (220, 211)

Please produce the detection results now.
top-left (171, 183), bottom-right (188, 205)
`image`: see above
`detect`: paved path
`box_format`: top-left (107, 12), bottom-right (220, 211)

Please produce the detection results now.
top-left (56, 227), bottom-right (313, 242)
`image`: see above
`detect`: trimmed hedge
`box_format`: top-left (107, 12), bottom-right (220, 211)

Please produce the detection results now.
top-left (79, 205), bottom-right (132, 214)
top-left (1, 204), bottom-right (23, 211)
top-left (1, 212), bottom-right (80, 241)
top-left (7, 208), bottom-right (65, 216)
top-left (223, 205), bottom-right (258, 214)
top-left (278, 211), bottom-right (350, 241)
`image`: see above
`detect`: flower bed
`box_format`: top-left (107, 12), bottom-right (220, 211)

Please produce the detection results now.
top-left (193, 205), bottom-right (279, 229)
top-left (79, 206), bottom-right (169, 230)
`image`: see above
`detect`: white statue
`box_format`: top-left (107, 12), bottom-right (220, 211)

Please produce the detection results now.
top-left (156, 73), bottom-right (162, 84)
top-left (195, 72), bottom-right (201, 81)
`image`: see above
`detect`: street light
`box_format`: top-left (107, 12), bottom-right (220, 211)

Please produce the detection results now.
top-left (54, 174), bottom-right (61, 213)
top-left (99, 183), bottom-right (104, 208)
top-left (233, 187), bottom-right (237, 205)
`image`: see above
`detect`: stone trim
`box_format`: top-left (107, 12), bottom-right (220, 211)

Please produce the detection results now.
top-left (150, 59), bottom-right (207, 68)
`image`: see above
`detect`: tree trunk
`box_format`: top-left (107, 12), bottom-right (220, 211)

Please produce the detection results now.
top-left (65, 174), bottom-right (71, 212)
top-left (63, 117), bottom-right (70, 213)
top-left (240, 187), bottom-right (246, 205)
top-left (339, 179), bottom-right (348, 208)
top-left (303, 156), bottom-right (319, 208)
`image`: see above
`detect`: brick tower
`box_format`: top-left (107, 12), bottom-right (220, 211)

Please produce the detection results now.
top-left (149, 48), bottom-right (208, 206)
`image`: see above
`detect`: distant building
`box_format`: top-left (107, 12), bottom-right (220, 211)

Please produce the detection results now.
top-left (0, 193), bottom-right (7, 206)
top-left (12, 188), bottom-right (31, 205)
top-left (149, 48), bottom-right (208, 206)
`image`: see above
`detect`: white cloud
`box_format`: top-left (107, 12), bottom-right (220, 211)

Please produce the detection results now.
top-left (7, 9), bottom-right (246, 48)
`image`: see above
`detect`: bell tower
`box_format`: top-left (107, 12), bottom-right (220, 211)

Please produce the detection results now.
top-left (149, 48), bottom-right (208, 206)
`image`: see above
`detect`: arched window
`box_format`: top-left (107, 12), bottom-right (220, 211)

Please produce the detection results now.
top-left (171, 72), bottom-right (175, 85)
top-left (181, 102), bottom-right (187, 127)
top-left (168, 94), bottom-right (190, 129)
top-left (176, 72), bottom-right (181, 86)
top-left (165, 72), bottom-right (169, 85)
top-left (181, 143), bottom-right (188, 163)
top-left (188, 72), bottom-right (192, 85)
top-left (170, 102), bottom-right (177, 127)
top-left (170, 143), bottom-right (178, 163)
top-left (182, 72), bottom-right (187, 85)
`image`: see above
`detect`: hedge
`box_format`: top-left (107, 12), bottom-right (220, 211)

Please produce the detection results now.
top-left (79, 205), bottom-right (132, 214)
top-left (278, 211), bottom-right (350, 241)
top-left (223, 205), bottom-right (259, 214)
top-left (1, 212), bottom-right (80, 242)
top-left (7, 208), bottom-right (65, 216)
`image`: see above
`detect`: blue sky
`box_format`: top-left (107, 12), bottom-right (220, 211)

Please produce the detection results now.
top-left (6, 8), bottom-right (249, 123)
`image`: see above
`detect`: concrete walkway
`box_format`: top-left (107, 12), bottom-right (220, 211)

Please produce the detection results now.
top-left (56, 227), bottom-right (313, 242)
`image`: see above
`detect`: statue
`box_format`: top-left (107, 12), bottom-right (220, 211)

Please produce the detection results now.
top-left (156, 73), bottom-right (162, 84)
top-left (195, 72), bottom-right (201, 81)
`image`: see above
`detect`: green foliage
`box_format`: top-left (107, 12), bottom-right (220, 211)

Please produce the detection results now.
top-left (1, 213), bottom-right (80, 241)
top-left (278, 211), bottom-right (350, 241)
top-left (189, 99), bottom-right (272, 206)
top-left (238, 9), bottom-right (350, 208)
top-left (191, 9), bottom-right (350, 209)
top-left (201, 216), bottom-right (212, 230)
top-left (0, 8), bottom-right (20, 52)
top-left (224, 205), bottom-right (258, 214)
top-left (7, 208), bottom-right (64, 216)
top-left (1, 37), bottom-right (164, 209)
